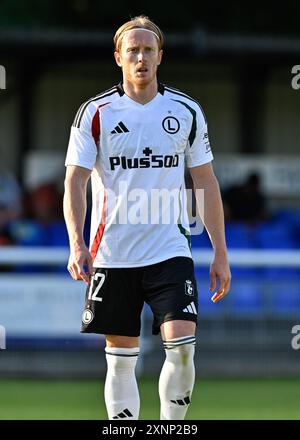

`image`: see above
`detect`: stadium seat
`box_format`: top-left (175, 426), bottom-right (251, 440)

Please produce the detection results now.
top-left (228, 280), bottom-right (264, 315)
top-left (255, 221), bottom-right (295, 249)
top-left (8, 219), bottom-right (47, 246)
top-left (269, 209), bottom-right (300, 249)
top-left (230, 266), bottom-right (263, 279)
top-left (225, 222), bottom-right (260, 278)
top-left (7, 220), bottom-right (48, 273)
top-left (225, 222), bottom-right (258, 249)
top-left (271, 208), bottom-right (300, 225)
top-left (261, 266), bottom-right (300, 280)
top-left (191, 228), bottom-right (211, 248)
top-left (255, 220), bottom-right (299, 278)
top-left (271, 282), bottom-right (300, 313)
top-left (47, 220), bottom-right (69, 246)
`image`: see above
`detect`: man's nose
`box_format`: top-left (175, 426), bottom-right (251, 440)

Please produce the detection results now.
top-left (137, 50), bottom-right (145, 62)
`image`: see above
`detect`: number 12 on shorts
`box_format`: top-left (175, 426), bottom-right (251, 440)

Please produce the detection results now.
top-left (88, 272), bottom-right (106, 302)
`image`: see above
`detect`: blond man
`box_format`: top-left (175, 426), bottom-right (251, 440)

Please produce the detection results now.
top-left (64, 15), bottom-right (231, 420)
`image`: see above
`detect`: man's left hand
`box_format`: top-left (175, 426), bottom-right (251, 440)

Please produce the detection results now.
top-left (209, 252), bottom-right (231, 303)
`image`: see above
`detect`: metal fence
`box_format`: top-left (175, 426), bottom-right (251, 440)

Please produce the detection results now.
top-left (0, 247), bottom-right (299, 377)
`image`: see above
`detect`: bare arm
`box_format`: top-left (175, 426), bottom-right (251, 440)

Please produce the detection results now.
top-left (63, 165), bottom-right (93, 284)
top-left (189, 162), bottom-right (231, 302)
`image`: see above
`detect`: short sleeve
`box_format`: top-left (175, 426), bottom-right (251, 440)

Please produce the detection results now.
top-left (185, 106), bottom-right (214, 168)
top-left (65, 104), bottom-right (98, 171)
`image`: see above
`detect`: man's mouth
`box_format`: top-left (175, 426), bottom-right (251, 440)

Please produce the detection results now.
top-left (136, 67), bottom-right (148, 73)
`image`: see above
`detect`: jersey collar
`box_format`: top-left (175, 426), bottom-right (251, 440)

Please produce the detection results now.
top-left (116, 82), bottom-right (165, 96)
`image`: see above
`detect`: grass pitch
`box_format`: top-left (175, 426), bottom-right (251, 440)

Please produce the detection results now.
top-left (0, 377), bottom-right (299, 420)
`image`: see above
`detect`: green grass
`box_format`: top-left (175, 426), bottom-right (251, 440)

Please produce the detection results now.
top-left (0, 377), bottom-right (300, 420)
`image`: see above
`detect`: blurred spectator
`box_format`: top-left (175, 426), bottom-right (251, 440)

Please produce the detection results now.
top-left (26, 182), bottom-right (63, 224)
top-left (4, 179), bottom-right (90, 251)
top-left (222, 172), bottom-right (269, 224)
top-left (0, 171), bottom-right (22, 244)
top-left (8, 181), bottom-right (65, 246)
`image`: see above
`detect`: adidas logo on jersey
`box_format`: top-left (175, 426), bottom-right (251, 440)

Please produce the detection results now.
top-left (112, 408), bottom-right (133, 419)
top-left (111, 121), bottom-right (129, 134)
top-left (183, 301), bottom-right (197, 314)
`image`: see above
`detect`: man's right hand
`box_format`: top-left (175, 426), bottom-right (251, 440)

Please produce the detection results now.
top-left (67, 245), bottom-right (94, 285)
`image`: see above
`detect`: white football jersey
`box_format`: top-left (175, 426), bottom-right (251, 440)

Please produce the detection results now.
top-left (65, 83), bottom-right (213, 268)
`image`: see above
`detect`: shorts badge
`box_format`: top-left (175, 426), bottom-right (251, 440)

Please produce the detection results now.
top-left (185, 279), bottom-right (194, 296)
top-left (82, 308), bottom-right (94, 325)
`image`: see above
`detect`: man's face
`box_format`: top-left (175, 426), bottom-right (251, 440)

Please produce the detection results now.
top-left (114, 29), bottom-right (163, 87)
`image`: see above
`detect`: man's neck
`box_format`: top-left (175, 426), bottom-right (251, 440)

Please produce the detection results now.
top-left (122, 80), bottom-right (158, 104)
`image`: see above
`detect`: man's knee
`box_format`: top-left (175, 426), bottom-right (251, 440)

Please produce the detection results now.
top-left (105, 334), bottom-right (139, 348)
top-left (177, 342), bottom-right (195, 365)
top-left (160, 320), bottom-right (196, 341)
top-left (162, 335), bottom-right (196, 367)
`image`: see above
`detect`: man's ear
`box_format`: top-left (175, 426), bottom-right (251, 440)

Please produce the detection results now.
top-left (157, 49), bottom-right (163, 66)
top-left (114, 51), bottom-right (122, 67)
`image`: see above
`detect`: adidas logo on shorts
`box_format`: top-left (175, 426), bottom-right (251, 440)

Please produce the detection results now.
top-left (183, 301), bottom-right (197, 314)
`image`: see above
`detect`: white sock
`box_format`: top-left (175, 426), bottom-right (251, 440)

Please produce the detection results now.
top-left (104, 346), bottom-right (140, 420)
top-left (159, 335), bottom-right (196, 420)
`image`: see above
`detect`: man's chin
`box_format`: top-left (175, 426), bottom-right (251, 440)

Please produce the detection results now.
top-left (134, 75), bottom-right (154, 87)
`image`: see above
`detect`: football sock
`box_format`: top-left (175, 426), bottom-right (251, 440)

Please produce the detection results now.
top-left (104, 346), bottom-right (140, 420)
top-left (159, 335), bottom-right (196, 420)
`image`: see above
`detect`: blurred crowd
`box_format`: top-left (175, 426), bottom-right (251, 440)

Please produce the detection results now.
top-left (0, 169), bottom-right (300, 254)
top-left (222, 172), bottom-right (269, 224)
top-left (0, 171), bottom-right (69, 247)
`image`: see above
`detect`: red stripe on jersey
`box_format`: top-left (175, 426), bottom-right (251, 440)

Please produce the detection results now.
top-left (90, 192), bottom-right (106, 262)
top-left (91, 102), bottom-right (110, 146)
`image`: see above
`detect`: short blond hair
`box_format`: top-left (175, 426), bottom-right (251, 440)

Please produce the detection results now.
top-left (114, 15), bottom-right (164, 52)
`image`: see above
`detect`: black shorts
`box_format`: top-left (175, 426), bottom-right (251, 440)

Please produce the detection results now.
top-left (80, 256), bottom-right (198, 337)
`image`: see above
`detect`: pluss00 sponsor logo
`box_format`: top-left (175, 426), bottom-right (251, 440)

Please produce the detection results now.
top-left (109, 153), bottom-right (179, 170)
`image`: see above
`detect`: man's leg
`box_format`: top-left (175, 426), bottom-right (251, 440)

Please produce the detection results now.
top-left (159, 320), bottom-right (196, 420)
top-left (104, 335), bottom-right (140, 420)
